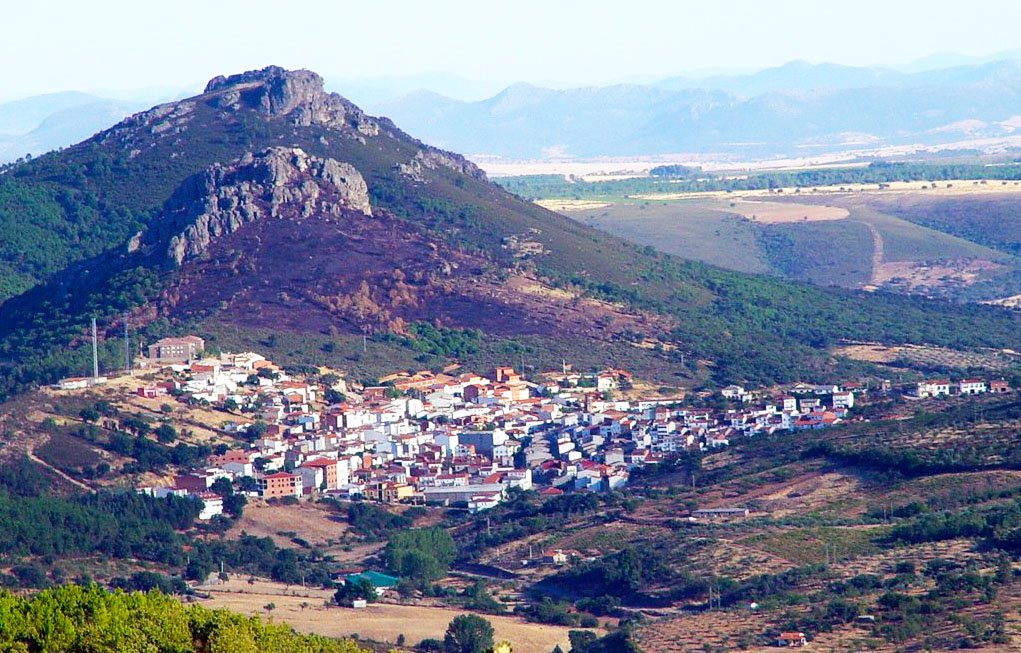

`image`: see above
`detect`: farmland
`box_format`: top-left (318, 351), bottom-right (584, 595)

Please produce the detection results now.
top-left (198, 578), bottom-right (582, 652)
top-left (521, 169), bottom-right (1021, 301)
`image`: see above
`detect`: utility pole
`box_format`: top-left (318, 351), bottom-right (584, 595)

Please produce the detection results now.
top-left (124, 313), bottom-right (131, 376)
top-left (91, 318), bottom-right (99, 379)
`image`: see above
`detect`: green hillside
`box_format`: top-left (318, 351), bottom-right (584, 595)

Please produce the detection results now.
top-left (2, 67), bottom-right (1021, 397)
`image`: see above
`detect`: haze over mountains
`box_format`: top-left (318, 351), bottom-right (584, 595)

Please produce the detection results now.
top-left (0, 89), bottom-right (191, 164)
top-left (7, 55), bottom-right (1021, 165)
top-left (373, 58), bottom-right (1021, 160)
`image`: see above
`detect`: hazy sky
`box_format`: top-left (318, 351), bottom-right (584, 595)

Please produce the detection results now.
top-left (6, 0), bottom-right (1021, 99)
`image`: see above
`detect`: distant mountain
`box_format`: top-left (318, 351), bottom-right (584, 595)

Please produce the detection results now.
top-left (654, 60), bottom-right (908, 95)
top-left (375, 59), bottom-right (1021, 159)
top-left (0, 87), bottom-right (200, 163)
top-left (0, 93), bottom-right (148, 163)
top-left (326, 72), bottom-right (508, 107)
top-left (0, 99), bottom-right (141, 162)
top-left (0, 91), bottom-right (109, 134)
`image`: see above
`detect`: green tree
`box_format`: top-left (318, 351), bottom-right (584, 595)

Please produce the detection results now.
top-left (79, 408), bottom-right (99, 423)
top-left (155, 423), bottom-right (177, 443)
top-left (443, 614), bottom-right (494, 653)
top-left (384, 527), bottom-right (456, 585)
top-left (569, 630), bottom-right (598, 653)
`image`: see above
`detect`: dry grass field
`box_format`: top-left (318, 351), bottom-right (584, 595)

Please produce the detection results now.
top-left (712, 199), bottom-right (850, 223)
top-left (534, 199), bottom-right (613, 211)
top-left (196, 578), bottom-right (583, 652)
top-left (832, 342), bottom-right (1021, 370)
top-left (630, 179), bottom-right (1021, 202)
top-left (224, 500), bottom-right (351, 550)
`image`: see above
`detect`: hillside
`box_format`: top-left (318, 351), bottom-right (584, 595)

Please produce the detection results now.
top-left (570, 191), bottom-right (1021, 301)
top-left (3, 66), bottom-right (1021, 398)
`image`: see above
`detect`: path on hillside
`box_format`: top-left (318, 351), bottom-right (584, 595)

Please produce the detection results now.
top-left (854, 220), bottom-right (885, 286)
top-left (25, 443), bottom-right (93, 492)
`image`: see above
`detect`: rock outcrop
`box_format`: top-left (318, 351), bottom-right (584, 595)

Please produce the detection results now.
top-left (157, 147), bottom-right (371, 264)
top-left (204, 66), bottom-right (379, 135)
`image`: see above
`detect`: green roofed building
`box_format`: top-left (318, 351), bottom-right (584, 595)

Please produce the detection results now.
top-left (345, 571), bottom-right (399, 592)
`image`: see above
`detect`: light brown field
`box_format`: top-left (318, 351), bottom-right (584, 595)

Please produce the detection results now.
top-left (871, 258), bottom-right (1003, 290)
top-left (711, 199), bottom-right (849, 223)
top-left (225, 500), bottom-right (349, 548)
top-left (534, 199), bottom-right (613, 211)
top-left (197, 578), bottom-right (583, 652)
top-left (833, 342), bottom-right (1020, 370)
top-left (630, 180), bottom-right (1021, 202)
top-left (832, 343), bottom-right (901, 363)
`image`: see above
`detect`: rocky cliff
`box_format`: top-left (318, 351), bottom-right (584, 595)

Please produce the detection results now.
top-left (204, 65), bottom-right (380, 136)
top-left (156, 147), bottom-right (371, 264)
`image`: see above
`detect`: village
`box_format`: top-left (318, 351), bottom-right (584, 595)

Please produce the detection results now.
top-left (53, 335), bottom-right (1014, 525)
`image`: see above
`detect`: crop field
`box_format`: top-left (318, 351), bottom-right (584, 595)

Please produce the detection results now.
top-left (198, 578), bottom-right (582, 652)
top-left (549, 186), bottom-right (1021, 300)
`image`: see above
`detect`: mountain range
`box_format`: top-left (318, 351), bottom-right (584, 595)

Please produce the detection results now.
top-left (8, 57), bottom-right (1021, 165)
top-left (371, 59), bottom-right (1021, 159)
top-left (0, 90), bottom-right (189, 164)
top-left (1, 66), bottom-right (1019, 400)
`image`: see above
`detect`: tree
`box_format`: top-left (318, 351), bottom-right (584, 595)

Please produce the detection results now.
top-left (210, 477), bottom-right (234, 497)
top-left (443, 614), bottom-right (494, 653)
top-left (236, 476), bottom-right (259, 493)
top-left (384, 527), bottom-right (456, 585)
top-left (334, 577), bottom-right (377, 605)
top-left (247, 421), bottom-right (268, 440)
top-left (568, 630), bottom-right (598, 653)
top-left (155, 423), bottom-right (177, 443)
top-left (79, 408), bottom-right (99, 423)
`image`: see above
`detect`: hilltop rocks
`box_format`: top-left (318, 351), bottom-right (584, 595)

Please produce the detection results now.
top-left (204, 66), bottom-right (379, 135)
top-left (159, 147), bottom-right (371, 264)
top-left (398, 148), bottom-right (489, 183)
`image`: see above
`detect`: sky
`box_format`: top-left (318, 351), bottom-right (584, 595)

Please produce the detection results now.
top-left (5, 0), bottom-right (1021, 100)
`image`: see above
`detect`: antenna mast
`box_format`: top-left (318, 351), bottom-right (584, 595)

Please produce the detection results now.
top-left (91, 318), bottom-right (99, 379)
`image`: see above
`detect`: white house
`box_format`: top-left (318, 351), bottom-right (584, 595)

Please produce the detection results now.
top-left (915, 379), bottom-right (951, 398)
top-left (831, 391), bottom-right (855, 410)
top-left (958, 379), bottom-right (987, 395)
top-left (196, 492), bottom-right (224, 520)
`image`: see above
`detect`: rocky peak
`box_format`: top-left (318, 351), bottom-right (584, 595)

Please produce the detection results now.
top-left (156, 147), bottom-right (371, 264)
top-left (203, 66), bottom-right (379, 135)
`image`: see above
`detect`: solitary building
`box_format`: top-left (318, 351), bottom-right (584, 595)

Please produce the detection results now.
top-left (147, 336), bottom-right (205, 362)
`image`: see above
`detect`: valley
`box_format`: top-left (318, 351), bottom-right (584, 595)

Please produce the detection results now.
top-left (2, 56), bottom-right (1021, 653)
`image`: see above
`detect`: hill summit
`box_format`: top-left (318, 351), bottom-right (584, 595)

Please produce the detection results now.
top-left (0, 66), bottom-right (1020, 397)
top-left (204, 66), bottom-right (380, 133)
